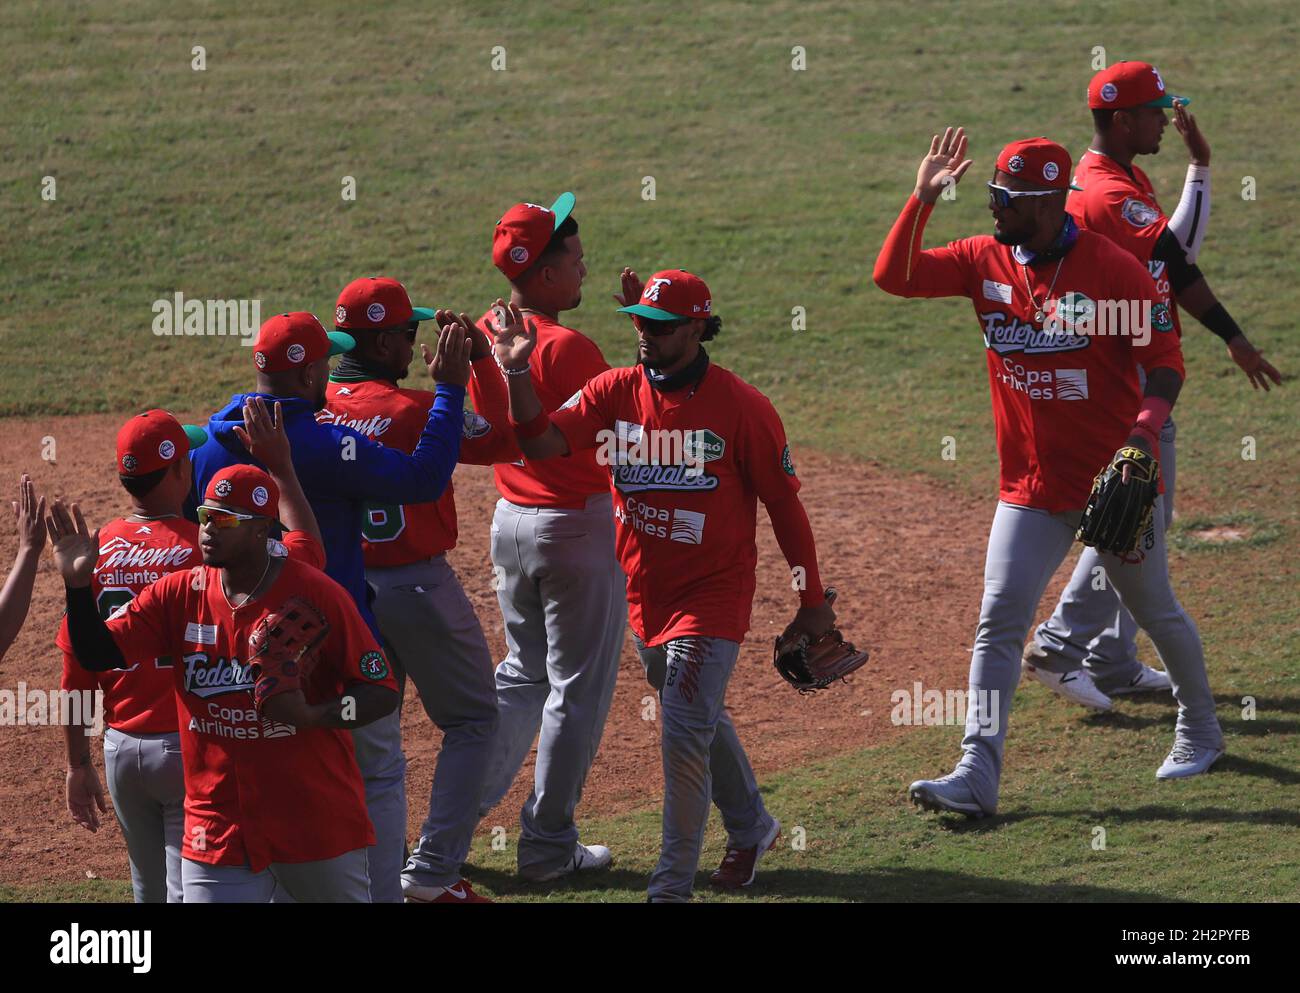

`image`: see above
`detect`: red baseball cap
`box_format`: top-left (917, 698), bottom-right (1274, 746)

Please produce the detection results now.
top-left (116, 410), bottom-right (207, 477)
top-left (617, 270), bottom-right (712, 322)
top-left (492, 192), bottom-right (577, 279)
top-left (204, 464), bottom-right (280, 519)
top-left (1089, 61), bottom-right (1189, 110)
top-left (254, 312), bottom-right (354, 373)
top-left (996, 138), bottom-right (1075, 190)
top-left (334, 276), bottom-right (435, 331)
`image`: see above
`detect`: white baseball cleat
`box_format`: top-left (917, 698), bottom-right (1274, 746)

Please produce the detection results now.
top-left (521, 842), bottom-right (613, 882)
top-left (1109, 664), bottom-right (1173, 695)
top-left (1156, 741), bottom-right (1225, 780)
top-left (908, 775), bottom-right (990, 819)
top-left (1022, 643), bottom-right (1113, 712)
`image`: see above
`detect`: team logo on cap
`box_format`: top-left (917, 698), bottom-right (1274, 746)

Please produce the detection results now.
top-left (366, 303), bottom-right (386, 323)
top-left (251, 485), bottom-right (269, 508)
top-left (1042, 161), bottom-right (1059, 182)
top-left (159, 440), bottom-right (176, 460)
top-left (1151, 67), bottom-right (1165, 91)
top-left (1007, 155), bottom-right (1025, 174)
top-left (335, 305), bottom-right (347, 324)
top-left (286, 343), bottom-right (306, 364)
top-left (255, 351), bottom-right (268, 369)
top-left (1100, 82), bottom-right (1118, 103)
top-left (644, 277), bottom-right (671, 302)
top-left (122, 454), bottom-right (138, 472)
top-left (509, 245), bottom-right (529, 265)
top-left (214, 479), bottom-right (233, 498)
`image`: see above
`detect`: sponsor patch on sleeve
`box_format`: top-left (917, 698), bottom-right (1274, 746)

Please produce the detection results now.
top-left (358, 650), bottom-right (390, 681)
top-left (781, 445), bottom-right (796, 477)
top-left (462, 411), bottom-right (492, 439)
top-left (1121, 197), bottom-right (1161, 228)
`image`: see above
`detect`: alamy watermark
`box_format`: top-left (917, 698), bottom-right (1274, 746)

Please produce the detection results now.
top-left (1, 683), bottom-right (104, 736)
top-left (891, 680), bottom-right (1000, 737)
top-left (151, 292), bottom-right (260, 346)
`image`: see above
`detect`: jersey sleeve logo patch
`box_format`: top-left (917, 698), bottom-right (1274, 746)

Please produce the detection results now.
top-left (462, 411), bottom-right (492, 439)
top-left (359, 650), bottom-right (390, 681)
top-left (559, 389), bottom-right (582, 411)
top-left (781, 445), bottom-right (796, 476)
top-left (1152, 302), bottom-right (1175, 332)
top-left (1121, 197), bottom-right (1161, 228)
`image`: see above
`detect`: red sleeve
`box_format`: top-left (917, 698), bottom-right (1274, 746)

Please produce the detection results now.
top-left (766, 496), bottom-right (825, 609)
top-left (105, 572), bottom-right (182, 662)
top-left (317, 581), bottom-right (399, 693)
top-left (61, 637), bottom-right (99, 693)
top-left (537, 330), bottom-right (610, 407)
top-left (460, 358), bottom-right (523, 465)
top-left (873, 196), bottom-right (976, 298)
top-left (1072, 181), bottom-right (1167, 264)
top-left (282, 531), bottom-right (326, 570)
top-left (549, 371), bottom-right (617, 454)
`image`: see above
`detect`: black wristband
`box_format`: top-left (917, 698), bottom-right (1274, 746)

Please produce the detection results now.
top-left (1199, 303), bottom-right (1242, 345)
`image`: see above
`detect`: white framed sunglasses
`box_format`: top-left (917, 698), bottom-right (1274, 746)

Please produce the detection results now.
top-left (987, 182), bottom-right (1061, 209)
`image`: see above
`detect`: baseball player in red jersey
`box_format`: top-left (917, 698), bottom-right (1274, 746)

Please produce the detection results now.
top-left (487, 270), bottom-right (838, 902)
top-left (54, 459), bottom-right (400, 902)
top-left (1025, 61), bottom-right (1284, 711)
top-left (57, 402), bottom-right (321, 903)
top-left (55, 410), bottom-right (207, 902)
top-left (874, 130), bottom-right (1225, 817)
top-left (322, 276), bottom-right (518, 904)
top-left (466, 194), bottom-right (627, 883)
top-left (0, 475), bottom-right (48, 661)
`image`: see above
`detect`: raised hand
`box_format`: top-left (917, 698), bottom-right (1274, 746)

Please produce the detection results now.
top-left (612, 267), bottom-right (645, 307)
top-left (436, 309), bottom-right (493, 362)
top-left (423, 319), bottom-right (472, 387)
top-left (915, 126), bottom-right (973, 205)
top-left (13, 474), bottom-right (47, 553)
top-left (46, 498), bottom-right (99, 588)
top-left (1226, 334), bottom-right (1283, 392)
top-left (233, 398), bottom-right (291, 474)
top-left (1173, 100), bottom-right (1210, 167)
top-left (486, 299), bottom-right (537, 372)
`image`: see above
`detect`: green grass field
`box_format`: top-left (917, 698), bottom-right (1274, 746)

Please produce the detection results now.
top-left (2, 0), bottom-right (1297, 902)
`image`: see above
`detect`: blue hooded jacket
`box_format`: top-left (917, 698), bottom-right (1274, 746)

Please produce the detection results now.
top-left (187, 385), bottom-right (465, 635)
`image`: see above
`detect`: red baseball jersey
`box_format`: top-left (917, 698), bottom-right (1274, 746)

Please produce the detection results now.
top-left (100, 551), bottom-right (394, 870)
top-left (322, 358), bottom-right (520, 567)
top-left (1068, 149), bottom-right (1183, 336)
top-left (469, 311), bottom-right (611, 509)
top-left (58, 517), bottom-right (200, 734)
top-left (550, 363), bottom-right (801, 647)
top-left (874, 197), bottom-right (1184, 512)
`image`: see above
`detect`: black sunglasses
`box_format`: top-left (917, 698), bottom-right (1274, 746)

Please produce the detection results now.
top-left (632, 315), bottom-right (689, 337)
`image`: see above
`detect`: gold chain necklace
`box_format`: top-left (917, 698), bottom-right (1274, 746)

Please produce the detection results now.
top-left (1019, 257), bottom-right (1066, 326)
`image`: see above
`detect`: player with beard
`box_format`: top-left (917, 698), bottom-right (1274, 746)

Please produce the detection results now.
top-left (486, 271), bottom-right (839, 902)
top-left (467, 194), bottom-right (627, 884)
top-left (187, 310), bottom-right (469, 902)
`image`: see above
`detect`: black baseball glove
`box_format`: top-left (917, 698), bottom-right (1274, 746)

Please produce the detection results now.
top-left (1076, 446), bottom-right (1160, 555)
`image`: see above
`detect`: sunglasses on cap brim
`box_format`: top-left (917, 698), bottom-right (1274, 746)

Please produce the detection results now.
top-left (987, 183), bottom-right (1061, 209)
top-left (198, 505), bottom-right (270, 529)
top-left (631, 314), bottom-right (691, 336)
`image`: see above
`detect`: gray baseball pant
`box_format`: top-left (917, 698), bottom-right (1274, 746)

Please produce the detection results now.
top-left (366, 556), bottom-right (500, 891)
top-left (180, 848), bottom-right (371, 903)
top-left (351, 711), bottom-right (406, 904)
top-left (956, 499), bottom-right (1221, 812)
top-left (477, 493), bottom-right (627, 878)
top-left (1033, 415), bottom-right (1178, 691)
top-left (102, 727), bottom-right (185, 903)
top-left (635, 635), bottom-right (776, 903)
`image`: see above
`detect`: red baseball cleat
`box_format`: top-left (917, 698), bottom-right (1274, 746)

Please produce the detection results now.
top-left (709, 819), bottom-right (781, 890)
top-left (403, 878), bottom-right (492, 904)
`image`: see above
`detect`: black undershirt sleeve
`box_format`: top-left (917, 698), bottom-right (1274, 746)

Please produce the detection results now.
top-left (1152, 228), bottom-right (1203, 294)
top-left (65, 585), bottom-right (127, 671)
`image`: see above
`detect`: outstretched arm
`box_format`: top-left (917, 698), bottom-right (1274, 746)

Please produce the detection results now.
top-left (873, 127), bottom-right (975, 298)
top-left (0, 474), bottom-right (47, 659)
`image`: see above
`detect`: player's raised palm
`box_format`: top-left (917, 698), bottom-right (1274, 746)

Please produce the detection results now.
top-left (46, 498), bottom-right (99, 588)
top-left (488, 299), bottom-right (537, 372)
top-left (915, 126), bottom-right (973, 205)
top-left (612, 267), bottom-right (644, 308)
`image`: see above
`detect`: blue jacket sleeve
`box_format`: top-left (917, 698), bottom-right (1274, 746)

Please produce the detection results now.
top-left (334, 383), bottom-right (465, 503)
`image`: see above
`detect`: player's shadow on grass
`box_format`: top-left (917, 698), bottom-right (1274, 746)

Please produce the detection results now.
top-left (1082, 693), bottom-right (1300, 737)
top-left (461, 863), bottom-right (649, 898)
top-left (714, 866), bottom-right (1189, 903)
top-left (935, 800), bottom-right (1300, 834)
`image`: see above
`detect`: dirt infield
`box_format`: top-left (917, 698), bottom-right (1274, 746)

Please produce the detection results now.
top-left (0, 412), bottom-right (999, 887)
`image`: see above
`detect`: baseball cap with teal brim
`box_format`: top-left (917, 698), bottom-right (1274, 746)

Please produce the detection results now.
top-left (617, 269), bottom-right (713, 322)
top-left (1088, 62), bottom-right (1189, 110)
top-left (492, 192), bottom-right (577, 279)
